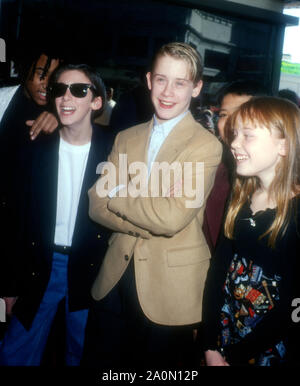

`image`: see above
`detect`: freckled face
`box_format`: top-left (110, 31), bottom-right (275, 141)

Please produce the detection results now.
top-left (231, 117), bottom-right (286, 184)
top-left (146, 54), bottom-right (202, 124)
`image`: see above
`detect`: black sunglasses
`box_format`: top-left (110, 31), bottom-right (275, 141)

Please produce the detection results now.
top-left (49, 83), bottom-right (96, 98)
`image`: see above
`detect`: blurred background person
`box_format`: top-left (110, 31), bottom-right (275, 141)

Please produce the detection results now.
top-left (277, 88), bottom-right (300, 107)
top-left (94, 86), bottom-right (116, 126)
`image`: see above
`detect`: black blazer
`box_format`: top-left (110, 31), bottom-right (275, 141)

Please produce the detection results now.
top-left (5, 125), bottom-right (113, 330)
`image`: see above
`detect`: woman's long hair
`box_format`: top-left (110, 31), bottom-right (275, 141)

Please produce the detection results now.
top-left (224, 96), bottom-right (300, 247)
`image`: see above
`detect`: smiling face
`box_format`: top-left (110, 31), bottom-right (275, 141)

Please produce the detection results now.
top-left (146, 54), bottom-right (202, 124)
top-left (231, 116), bottom-right (286, 186)
top-left (25, 54), bottom-right (60, 106)
top-left (54, 69), bottom-right (102, 129)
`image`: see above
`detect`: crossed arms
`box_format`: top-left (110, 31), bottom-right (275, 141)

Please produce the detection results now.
top-left (88, 130), bottom-right (222, 239)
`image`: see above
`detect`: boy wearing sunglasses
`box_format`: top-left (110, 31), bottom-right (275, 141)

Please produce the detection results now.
top-left (0, 64), bottom-right (113, 366)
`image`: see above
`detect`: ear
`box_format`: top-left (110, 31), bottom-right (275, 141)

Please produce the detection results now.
top-left (192, 80), bottom-right (203, 98)
top-left (278, 138), bottom-right (287, 157)
top-left (146, 72), bottom-right (152, 91)
top-left (91, 96), bottom-right (102, 111)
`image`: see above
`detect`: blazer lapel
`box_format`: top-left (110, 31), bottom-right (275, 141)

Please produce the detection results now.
top-left (126, 119), bottom-right (153, 166)
top-left (31, 132), bottom-right (60, 246)
top-left (73, 126), bottom-right (109, 236)
top-left (80, 128), bottom-right (104, 195)
top-left (120, 114), bottom-right (197, 192)
top-left (146, 113), bottom-right (197, 196)
top-left (153, 112), bottom-right (196, 165)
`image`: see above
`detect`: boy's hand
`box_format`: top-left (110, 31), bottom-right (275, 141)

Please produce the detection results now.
top-left (204, 350), bottom-right (230, 366)
top-left (26, 111), bottom-right (58, 140)
top-left (3, 297), bottom-right (18, 316)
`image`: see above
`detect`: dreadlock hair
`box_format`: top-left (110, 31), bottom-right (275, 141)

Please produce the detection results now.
top-left (14, 41), bottom-right (62, 85)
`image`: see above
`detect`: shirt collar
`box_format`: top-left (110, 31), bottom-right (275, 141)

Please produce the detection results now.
top-left (153, 110), bottom-right (189, 136)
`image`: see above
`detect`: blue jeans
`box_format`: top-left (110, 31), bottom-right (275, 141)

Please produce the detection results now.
top-left (0, 252), bottom-right (88, 366)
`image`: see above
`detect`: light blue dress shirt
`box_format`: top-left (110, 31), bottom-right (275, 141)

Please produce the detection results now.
top-left (147, 110), bottom-right (188, 174)
top-left (108, 110), bottom-right (188, 197)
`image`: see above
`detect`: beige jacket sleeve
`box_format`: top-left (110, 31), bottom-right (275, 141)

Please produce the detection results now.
top-left (107, 136), bottom-right (222, 237)
top-left (88, 132), bottom-right (152, 239)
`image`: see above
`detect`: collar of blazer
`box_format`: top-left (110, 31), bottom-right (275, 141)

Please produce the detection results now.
top-left (126, 111), bottom-right (198, 167)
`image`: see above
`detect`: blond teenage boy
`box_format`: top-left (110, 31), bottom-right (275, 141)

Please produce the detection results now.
top-left (82, 42), bottom-right (222, 368)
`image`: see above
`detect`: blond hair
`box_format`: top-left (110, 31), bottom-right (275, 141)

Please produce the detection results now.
top-left (224, 96), bottom-right (300, 247)
top-left (151, 42), bottom-right (203, 84)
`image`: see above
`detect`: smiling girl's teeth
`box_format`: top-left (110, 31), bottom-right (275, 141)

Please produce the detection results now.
top-left (236, 155), bottom-right (248, 160)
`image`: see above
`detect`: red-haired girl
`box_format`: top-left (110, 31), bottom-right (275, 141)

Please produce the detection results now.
top-left (203, 96), bottom-right (300, 366)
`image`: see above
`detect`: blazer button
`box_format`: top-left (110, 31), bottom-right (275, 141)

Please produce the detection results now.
top-left (97, 234), bottom-right (101, 239)
top-left (122, 215), bottom-right (127, 221)
top-left (128, 231), bottom-right (134, 236)
top-left (32, 241), bottom-right (35, 246)
top-left (32, 272), bottom-right (36, 276)
top-left (135, 232), bottom-right (140, 237)
top-left (116, 212), bottom-right (121, 217)
top-left (90, 263), bottom-right (94, 267)
top-left (124, 254), bottom-right (129, 261)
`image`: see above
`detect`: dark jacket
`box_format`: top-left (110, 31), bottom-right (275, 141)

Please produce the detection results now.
top-left (2, 125), bottom-right (113, 330)
top-left (202, 143), bottom-right (234, 252)
top-left (0, 86), bottom-right (49, 280)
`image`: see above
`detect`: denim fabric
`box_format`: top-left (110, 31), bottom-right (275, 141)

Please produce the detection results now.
top-left (0, 252), bottom-right (88, 366)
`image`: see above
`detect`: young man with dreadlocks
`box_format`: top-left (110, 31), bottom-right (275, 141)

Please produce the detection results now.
top-left (0, 48), bottom-right (61, 139)
top-left (0, 47), bottom-right (62, 334)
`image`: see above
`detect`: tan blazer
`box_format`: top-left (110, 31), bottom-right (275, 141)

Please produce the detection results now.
top-left (88, 112), bottom-right (222, 326)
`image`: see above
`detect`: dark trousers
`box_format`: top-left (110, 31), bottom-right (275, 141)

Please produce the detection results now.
top-left (81, 259), bottom-right (197, 369)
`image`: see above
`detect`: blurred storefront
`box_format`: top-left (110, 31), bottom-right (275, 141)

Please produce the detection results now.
top-left (0, 0), bottom-right (298, 99)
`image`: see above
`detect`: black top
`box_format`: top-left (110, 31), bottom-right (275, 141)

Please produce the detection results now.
top-left (202, 196), bottom-right (300, 365)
